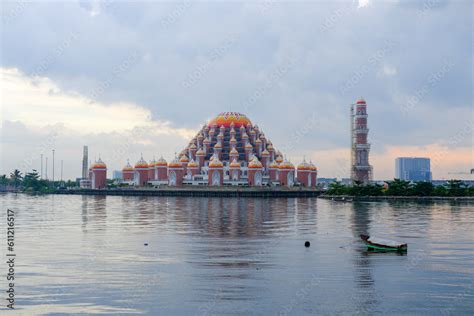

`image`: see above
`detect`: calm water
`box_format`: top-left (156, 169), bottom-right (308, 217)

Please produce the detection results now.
top-left (0, 193), bottom-right (473, 315)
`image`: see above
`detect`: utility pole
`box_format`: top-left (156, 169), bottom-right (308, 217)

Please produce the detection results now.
top-left (40, 154), bottom-right (43, 179)
top-left (45, 157), bottom-right (48, 180)
top-left (61, 160), bottom-right (63, 185)
top-left (52, 149), bottom-right (55, 185)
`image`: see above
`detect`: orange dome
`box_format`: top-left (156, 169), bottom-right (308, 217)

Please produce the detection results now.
top-left (275, 155), bottom-right (284, 163)
top-left (261, 149), bottom-right (270, 156)
top-left (230, 147), bottom-right (239, 155)
top-left (248, 156), bottom-right (263, 169)
top-left (230, 136), bottom-right (237, 143)
top-left (135, 157), bottom-right (148, 169)
top-left (122, 160), bottom-right (133, 171)
top-left (229, 158), bottom-right (241, 168)
top-left (168, 157), bottom-right (183, 168)
top-left (269, 160), bottom-right (279, 169)
top-left (279, 160), bottom-right (294, 170)
top-left (179, 155), bottom-right (189, 163)
top-left (91, 158), bottom-right (107, 169)
top-left (208, 112), bottom-right (251, 128)
top-left (255, 138), bottom-right (262, 144)
top-left (245, 143), bottom-right (253, 149)
top-left (187, 159), bottom-right (198, 168)
top-left (250, 129), bottom-right (256, 135)
top-left (214, 142), bottom-right (222, 149)
top-left (309, 161), bottom-right (317, 171)
top-left (297, 159), bottom-right (311, 171)
top-left (242, 133), bottom-right (249, 139)
top-left (149, 159), bottom-right (156, 167)
top-left (156, 156), bottom-right (168, 166)
top-left (196, 148), bottom-right (205, 156)
top-left (209, 157), bottom-right (224, 168)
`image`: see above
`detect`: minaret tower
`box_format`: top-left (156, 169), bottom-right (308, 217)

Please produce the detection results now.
top-left (351, 98), bottom-right (373, 183)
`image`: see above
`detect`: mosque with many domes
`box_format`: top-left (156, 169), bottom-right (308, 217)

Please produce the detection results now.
top-left (88, 112), bottom-right (318, 189)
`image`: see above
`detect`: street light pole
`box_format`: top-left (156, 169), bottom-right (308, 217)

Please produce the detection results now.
top-left (52, 149), bottom-right (55, 185)
top-left (61, 160), bottom-right (63, 185)
top-left (40, 154), bottom-right (43, 179)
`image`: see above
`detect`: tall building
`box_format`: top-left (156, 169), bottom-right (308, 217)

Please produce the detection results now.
top-left (395, 157), bottom-right (432, 181)
top-left (82, 146), bottom-right (88, 179)
top-left (351, 98), bottom-right (373, 183)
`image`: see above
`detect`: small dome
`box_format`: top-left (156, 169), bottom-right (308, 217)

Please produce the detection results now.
top-left (255, 138), bottom-right (262, 144)
top-left (197, 133), bottom-right (204, 140)
top-left (269, 160), bottom-right (279, 169)
top-left (250, 129), bottom-right (256, 135)
top-left (229, 158), bottom-right (241, 168)
top-left (122, 160), bottom-right (133, 171)
top-left (230, 136), bottom-right (237, 143)
top-left (208, 112), bottom-right (252, 128)
top-left (91, 158), bottom-right (107, 169)
top-left (275, 155), bottom-right (284, 163)
top-left (297, 159), bottom-right (311, 171)
top-left (279, 160), bottom-right (294, 170)
top-left (245, 143), bottom-right (253, 149)
top-left (187, 159), bottom-right (198, 168)
top-left (196, 148), bottom-right (205, 156)
top-left (220, 125), bottom-right (225, 129)
top-left (214, 142), bottom-right (222, 149)
top-left (309, 161), bottom-right (317, 171)
top-left (242, 133), bottom-right (249, 139)
top-left (203, 138), bottom-right (211, 144)
top-left (248, 156), bottom-right (263, 169)
top-left (261, 149), bottom-right (270, 156)
top-left (356, 98), bottom-right (366, 105)
top-left (149, 158), bottom-right (156, 167)
top-left (267, 144), bottom-right (274, 151)
top-left (179, 155), bottom-right (189, 163)
top-left (189, 143), bottom-right (197, 149)
top-left (135, 156), bottom-right (148, 169)
top-left (156, 156), bottom-right (168, 166)
top-left (168, 157), bottom-right (183, 168)
top-left (230, 147), bottom-right (239, 155)
top-left (209, 156), bottom-right (224, 168)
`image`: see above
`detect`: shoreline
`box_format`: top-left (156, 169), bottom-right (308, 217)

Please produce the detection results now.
top-left (319, 195), bottom-right (474, 201)
top-left (53, 187), bottom-right (322, 198)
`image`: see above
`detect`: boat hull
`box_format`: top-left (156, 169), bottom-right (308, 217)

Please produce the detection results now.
top-left (360, 234), bottom-right (407, 252)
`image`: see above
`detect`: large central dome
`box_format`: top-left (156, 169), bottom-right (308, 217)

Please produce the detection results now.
top-left (208, 112), bottom-right (251, 128)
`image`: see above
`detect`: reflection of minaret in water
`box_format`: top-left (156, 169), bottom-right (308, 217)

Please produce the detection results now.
top-left (349, 202), bottom-right (377, 311)
top-left (82, 146), bottom-right (89, 179)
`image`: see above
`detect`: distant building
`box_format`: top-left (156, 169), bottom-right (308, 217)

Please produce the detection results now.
top-left (82, 146), bottom-right (88, 179)
top-left (395, 157), bottom-right (432, 181)
top-left (112, 170), bottom-right (123, 180)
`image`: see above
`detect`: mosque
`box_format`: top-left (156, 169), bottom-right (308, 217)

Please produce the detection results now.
top-left (89, 112), bottom-right (318, 188)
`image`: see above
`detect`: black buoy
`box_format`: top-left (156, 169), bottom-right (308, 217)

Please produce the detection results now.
top-left (144, 243), bottom-right (149, 246)
top-left (305, 241), bottom-right (310, 248)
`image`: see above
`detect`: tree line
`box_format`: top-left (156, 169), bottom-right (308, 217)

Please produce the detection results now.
top-left (326, 179), bottom-right (474, 197)
top-left (0, 169), bottom-right (78, 193)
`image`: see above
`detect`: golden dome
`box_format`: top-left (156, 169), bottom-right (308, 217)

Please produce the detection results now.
top-left (279, 160), bottom-right (294, 170)
top-left (269, 160), bottom-right (279, 169)
top-left (261, 149), bottom-right (270, 156)
top-left (245, 143), bottom-right (253, 149)
top-left (168, 157), bottom-right (183, 168)
top-left (122, 160), bottom-right (133, 171)
top-left (196, 148), bottom-right (205, 156)
top-left (229, 158), bottom-right (241, 168)
top-left (230, 147), bottom-right (239, 155)
top-left (250, 129), bottom-right (256, 135)
top-left (156, 156), bottom-right (168, 166)
top-left (275, 155), bottom-right (284, 163)
top-left (214, 142), bottom-right (222, 149)
top-left (309, 161), bottom-right (317, 171)
top-left (242, 133), bottom-right (249, 139)
top-left (297, 159), bottom-right (311, 171)
top-left (187, 159), bottom-right (198, 168)
top-left (135, 156), bottom-right (148, 169)
top-left (91, 158), bottom-right (107, 169)
top-left (230, 136), bottom-right (237, 143)
top-left (255, 138), bottom-right (262, 144)
top-left (248, 156), bottom-right (263, 169)
top-left (208, 112), bottom-right (251, 128)
top-left (179, 155), bottom-right (189, 163)
top-left (209, 157), bottom-right (224, 168)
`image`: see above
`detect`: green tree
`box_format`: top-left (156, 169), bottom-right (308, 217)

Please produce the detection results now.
top-left (23, 170), bottom-right (48, 192)
top-left (9, 169), bottom-right (23, 188)
top-left (412, 182), bottom-right (434, 196)
top-left (0, 174), bottom-right (8, 186)
top-left (446, 180), bottom-right (467, 196)
top-left (385, 179), bottom-right (412, 196)
top-left (327, 181), bottom-right (349, 195)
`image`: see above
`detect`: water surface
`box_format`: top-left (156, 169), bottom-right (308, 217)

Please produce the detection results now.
top-left (0, 194), bottom-right (473, 315)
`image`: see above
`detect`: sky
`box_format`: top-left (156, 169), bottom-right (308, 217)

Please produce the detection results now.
top-left (0, 0), bottom-right (472, 181)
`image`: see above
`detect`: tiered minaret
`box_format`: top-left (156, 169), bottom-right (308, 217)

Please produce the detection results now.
top-left (351, 98), bottom-right (373, 183)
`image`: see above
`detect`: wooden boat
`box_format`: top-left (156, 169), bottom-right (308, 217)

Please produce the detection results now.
top-left (360, 234), bottom-right (407, 252)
